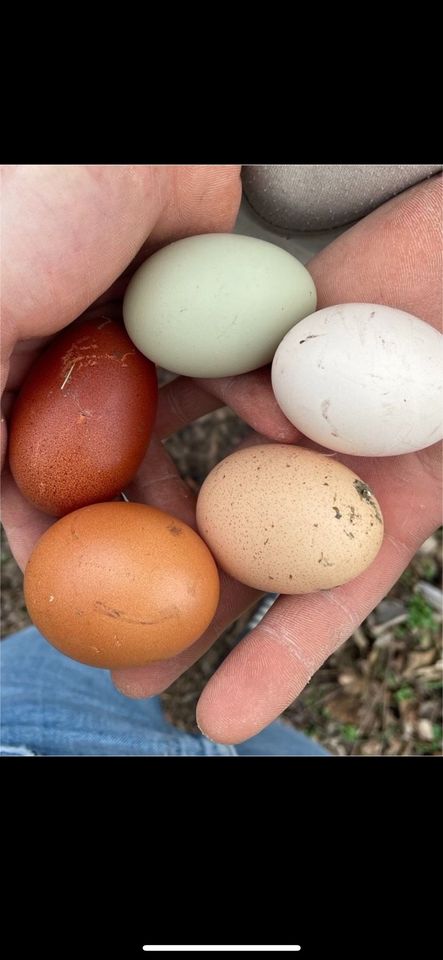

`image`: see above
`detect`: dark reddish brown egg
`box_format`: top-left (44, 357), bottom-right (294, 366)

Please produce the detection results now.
top-left (8, 315), bottom-right (158, 516)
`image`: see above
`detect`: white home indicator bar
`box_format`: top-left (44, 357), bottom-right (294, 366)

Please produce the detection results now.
top-left (143, 948), bottom-right (301, 953)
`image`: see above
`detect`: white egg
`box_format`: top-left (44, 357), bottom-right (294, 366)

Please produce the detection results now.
top-left (271, 303), bottom-right (443, 456)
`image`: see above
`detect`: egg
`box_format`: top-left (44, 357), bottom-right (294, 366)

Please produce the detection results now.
top-left (9, 316), bottom-right (158, 516)
top-left (123, 233), bottom-right (316, 377)
top-left (196, 445), bottom-right (384, 594)
top-left (24, 502), bottom-right (220, 668)
top-left (271, 303), bottom-right (443, 456)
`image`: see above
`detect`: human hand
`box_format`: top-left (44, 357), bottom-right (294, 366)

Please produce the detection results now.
top-left (112, 175), bottom-right (442, 745)
top-left (1, 164), bottom-right (267, 652)
top-left (2, 166), bottom-right (441, 747)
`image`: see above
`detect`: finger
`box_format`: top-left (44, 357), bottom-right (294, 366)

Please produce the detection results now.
top-left (1, 467), bottom-right (54, 571)
top-left (91, 165), bottom-right (243, 307)
top-left (196, 540), bottom-right (409, 745)
top-left (125, 433), bottom-right (197, 528)
top-left (146, 165), bottom-right (242, 252)
top-left (196, 444), bottom-right (442, 743)
top-left (2, 337), bottom-right (52, 397)
top-left (156, 370), bottom-right (300, 442)
top-left (156, 378), bottom-right (224, 439)
top-left (309, 174), bottom-right (442, 330)
top-left (2, 165), bottom-right (171, 345)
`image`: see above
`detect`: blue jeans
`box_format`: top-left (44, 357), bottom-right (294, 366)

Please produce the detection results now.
top-left (1, 627), bottom-right (329, 756)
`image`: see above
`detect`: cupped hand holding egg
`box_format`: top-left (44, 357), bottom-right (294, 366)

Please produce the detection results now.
top-left (4, 164), bottom-right (441, 750)
top-left (11, 234), bottom-right (323, 671)
top-left (8, 225), bottom-right (442, 679)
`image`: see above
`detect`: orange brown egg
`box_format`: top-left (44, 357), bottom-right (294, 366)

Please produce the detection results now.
top-left (24, 501), bottom-right (220, 668)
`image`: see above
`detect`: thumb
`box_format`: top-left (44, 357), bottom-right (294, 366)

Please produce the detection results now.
top-left (1, 164), bottom-right (171, 347)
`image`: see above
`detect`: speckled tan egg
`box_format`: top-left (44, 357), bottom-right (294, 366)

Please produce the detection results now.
top-left (196, 445), bottom-right (384, 594)
top-left (24, 502), bottom-right (220, 668)
top-left (8, 315), bottom-right (158, 516)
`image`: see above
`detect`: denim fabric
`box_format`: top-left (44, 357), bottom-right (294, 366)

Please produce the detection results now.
top-left (1, 627), bottom-right (329, 757)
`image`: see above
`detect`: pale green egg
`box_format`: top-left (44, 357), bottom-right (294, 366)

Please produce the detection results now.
top-left (123, 233), bottom-right (316, 377)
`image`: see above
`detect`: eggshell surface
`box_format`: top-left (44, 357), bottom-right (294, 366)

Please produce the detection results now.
top-left (9, 317), bottom-right (158, 516)
top-left (123, 233), bottom-right (317, 377)
top-left (196, 445), bottom-right (384, 594)
top-left (24, 502), bottom-right (220, 668)
top-left (271, 303), bottom-right (443, 456)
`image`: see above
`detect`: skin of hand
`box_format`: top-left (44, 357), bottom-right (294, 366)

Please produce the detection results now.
top-left (2, 162), bottom-right (264, 683)
top-left (1, 162), bottom-right (243, 566)
top-left (1, 165), bottom-right (441, 745)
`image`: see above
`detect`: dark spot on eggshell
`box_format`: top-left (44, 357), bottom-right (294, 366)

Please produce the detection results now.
top-left (321, 401), bottom-right (330, 421)
top-left (299, 334), bottom-right (322, 344)
top-left (353, 479), bottom-right (382, 523)
top-left (318, 552), bottom-right (334, 567)
top-left (195, 444), bottom-right (384, 597)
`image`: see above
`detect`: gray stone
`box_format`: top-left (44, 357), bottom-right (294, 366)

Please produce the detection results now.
top-left (374, 598), bottom-right (407, 624)
top-left (242, 164), bottom-right (442, 233)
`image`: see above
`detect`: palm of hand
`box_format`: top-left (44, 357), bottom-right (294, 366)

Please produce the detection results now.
top-left (1, 165), bottom-right (441, 744)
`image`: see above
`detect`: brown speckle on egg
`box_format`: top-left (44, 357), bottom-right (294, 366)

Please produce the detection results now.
top-left (196, 444), bottom-right (384, 594)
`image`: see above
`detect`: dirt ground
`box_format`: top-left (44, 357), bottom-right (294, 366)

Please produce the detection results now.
top-left (1, 405), bottom-right (442, 756)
